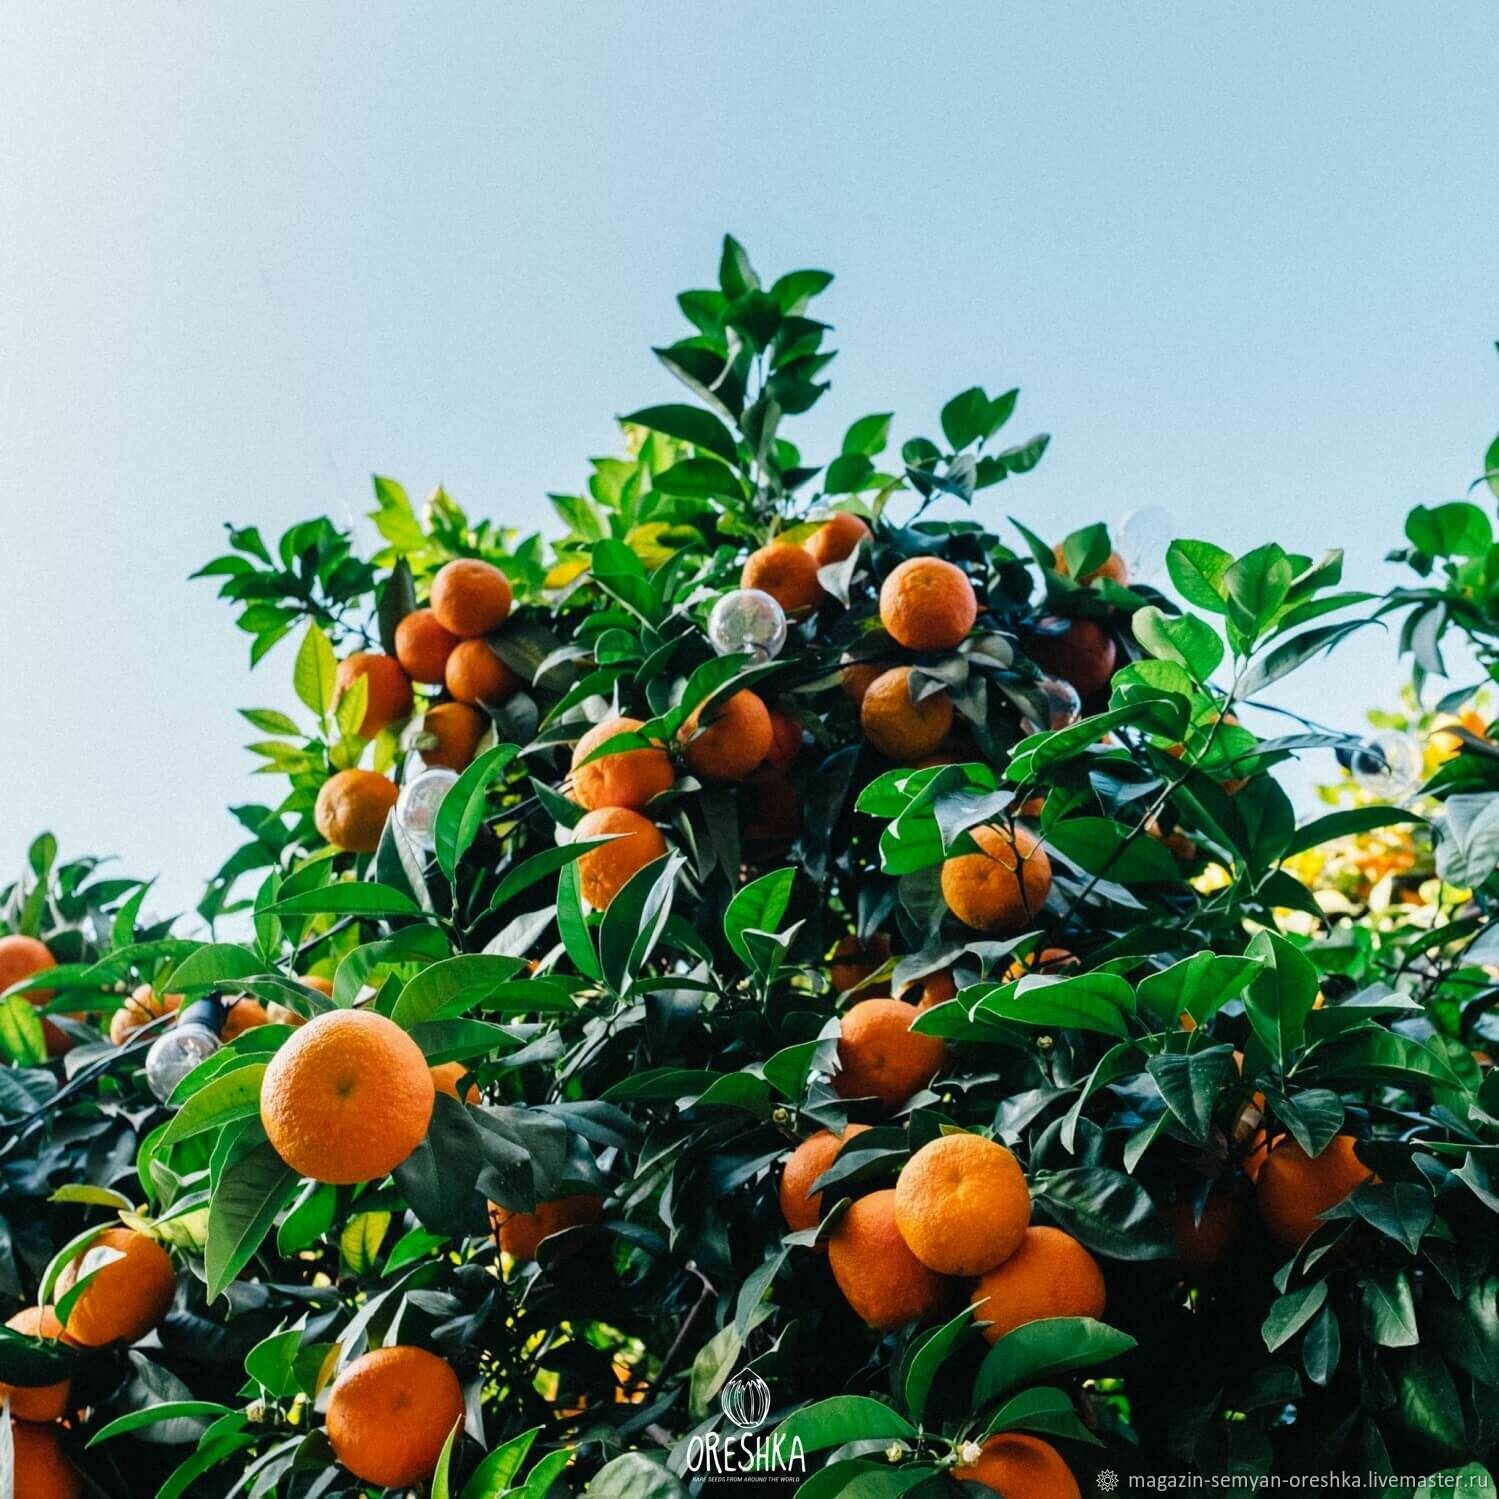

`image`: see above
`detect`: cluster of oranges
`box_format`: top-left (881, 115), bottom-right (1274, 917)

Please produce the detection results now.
top-left (315, 557), bottom-right (516, 854)
top-left (780, 1128), bottom-right (1102, 1499)
top-left (2, 1227), bottom-right (178, 1499)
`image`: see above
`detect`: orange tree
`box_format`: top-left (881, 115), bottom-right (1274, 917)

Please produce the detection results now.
top-left (2, 241), bottom-right (1495, 1496)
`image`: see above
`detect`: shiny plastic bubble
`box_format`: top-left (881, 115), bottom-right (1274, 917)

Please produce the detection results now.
top-left (707, 588), bottom-right (787, 662)
top-left (145, 1022), bottom-right (222, 1103)
top-left (1350, 731), bottom-right (1423, 800)
top-left (1117, 506), bottom-right (1176, 583)
top-left (396, 767), bottom-right (459, 852)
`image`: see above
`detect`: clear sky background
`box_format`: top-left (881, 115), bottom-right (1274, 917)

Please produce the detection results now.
top-left (2, 4), bottom-right (1496, 921)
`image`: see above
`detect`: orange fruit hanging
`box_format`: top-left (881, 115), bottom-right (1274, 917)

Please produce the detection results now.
top-left (445, 637), bottom-right (521, 706)
top-left (968, 1225), bottom-right (1106, 1344)
top-left (573, 807), bottom-right (667, 909)
top-left (419, 702), bottom-right (488, 771)
top-left (741, 542), bottom-right (824, 613)
top-left (326, 1345), bottom-right (464, 1489)
top-left (879, 556), bottom-right (977, 651)
top-left (829, 933), bottom-right (892, 997)
top-left (900, 968), bottom-right (957, 1010)
top-left (56, 1228), bottom-right (176, 1347)
top-left (894, 1133), bottom-right (1031, 1276)
top-left (805, 512), bottom-right (870, 567)
top-left (570, 717), bottom-right (674, 811)
top-left (860, 667), bottom-right (954, 760)
top-left (260, 1009), bottom-right (434, 1184)
top-left (764, 708), bottom-right (803, 770)
top-left (430, 1061), bottom-right (480, 1103)
top-left (314, 770), bottom-right (399, 854)
top-left (489, 1195), bottom-right (604, 1260)
top-left (828, 1188), bottom-right (950, 1330)
top-left (1025, 618), bottom-right (1117, 698)
top-left (839, 658), bottom-right (885, 707)
top-left (1052, 541), bottom-right (1128, 586)
top-left (11, 1419), bottom-right (81, 1499)
top-left (832, 998), bottom-right (945, 1110)
top-left (429, 557), bottom-right (512, 637)
top-left (222, 997), bottom-right (269, 1041)
top-left (0, 1305), bottom-right (70, 1420)
top-left (1255, 1135), bottom-right (1373, 1248)
top-left (778, 1124), bottom-right (871, 1235)
top-left (109, 983), bottom-right (181, 1045)
top-left (0, 934), bottom-right (56, 1004)
top-left (334, 652), bottom-right (413, 737)
top-left (394, 607), bottom-right (459, 684)
top-left (679, 690), bottom-right (773, 781)
top-left (953, 1433), bottom-right (1081, 1498)
top-left (941, 823), bottom-right (1052, 932)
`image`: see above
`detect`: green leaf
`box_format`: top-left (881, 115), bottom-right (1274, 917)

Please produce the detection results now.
top-left (159, 1064), bottom-right (267, 1148)
top-left (377, 558), bottom-right (417, 656)
top-left (268, 883), bottom-right (423, 918)
top-left (719, 234), bottom-right (760, 297)
top-left (1224, 543), bottom-right (1294, 641)
top-left (1131, 605), bottom-right (1224, 682)
top-left (764, 1396), bottom-right (916, 1460)
top-left (459, 1428), bottom-right (540, 1499)
top-left (1243, 930), bottom-right (1318, 1071)
top-left (1282, 806), bottom-right (1427, 860)
top-left (972, 1317), bottom-right (1136, 1405)
top-left (1436, 793), bottom-right (1499, 888)
top-left (87, 1401), bottom-right (234, 1447)
top-left (1045, 818), bottom-right (1180, 883)
top-left (585, 1452), bottom-right (691, 1497)
top-left (903, 1303), bottom-right (980, 1424)
top-left (1146, 1045), bottom-right (1239, 1142)
top-left (205, 1141), bottom-right (299, 1300)
top-left (293, 622), bottom-right (337, 717)
top-left (435, 744), bottom-right (519, 885)
top-left (1362, 1272), bottom-right (1419, 1348)
top-left (1350, 1184), bottom-right (1433, 1255)
top-left (979, 1384), bottom-right (1100, 1446)
top-left (1166, 539), bottom-right (1233, 614)
top-left (0, 995), bottom-right (46, 1065)
top-left (1136, 952), bottom-right (1260, 1027)
top-left (1239, 619), bottom-right (1374, 696)
top-left (724, 868), bottom-right (796, 972)
top-left (843, 412), bottom-right (893, 457)
top-left (166, 942), bottom-right (266, 991)
top-left (1406, 501), bottom-right (1493, 558)
top-left (621, 404), bottom-right (738, 468)
top-left (974, 972), bottom-right (1133, 1038)
top-left (1263, 1280), bottom-right (1328, 1351)
top-left (1033, 1168), bottom-right (1173, 1260)
top-left (390, 954), bottom-right (523, 1028)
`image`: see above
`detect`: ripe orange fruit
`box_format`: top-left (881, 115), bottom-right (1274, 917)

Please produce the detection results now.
top-left (394, 607), bottom-right (459, 684)
top-left (430, 557), bottom-right (512, 638)
top-left (570, 717), bottom-right (674, 810)
top-left (313, 770), bottom-right (399, 854)
top-left (1164, 1190), bottom-right (1244, 1272)
top-left (829, 933), bottom-right (892, 997)
top-left (1, 1305), bottom-right (70, 1420)
top-left (109, 983), bottom-right (180, 1045)
top-left (840, 658), bottom-right (884, 706)
top-left (445, 637), bottom-right (521, 706)
top-left (860, 667), bottom-right (954, 760)
top-left (894, 1133), bottom-right (1031, 1276)
top-left (430, 1061), bottom-right (480, 1104)
top-left (680, 690), bottom-right (773, 781)
top-left (326, 1345), bottom-right (464, 1489)
top-left (260, 1009), bottom-right (434, 1184)
top-left (1002, 946), bottom-right (1078, 983)
top-left (222, 997), bottom-right (269, 1041)
top-left (11, 1419), bottom-right (81, 1499)
top-left (1256, 1135), bottom-right (1373, 1248)
top-left (879, 557), bottom-right (977, 652)
top-left (488, 1195), bottom-right (604, 1260)
top-left (765, 709), bottom-right (803, 770)
top-left (335, 652), bottom-right (413, 737)
top-left (779, 1124), bottom-right (872, 1235)
top-left (833, 998), bottom-right (945, 1110)
top-left (1052, 541), bottom-right (1128, 586)
top-left (0, 934), bottom-right (55, 1003)
top-left (57, 1228), bottom-right (175, 1347)
top-left (420, 702), bottom-right (488, 771)
top-left (741, 542), bottom-right (824, 613)
top-left (968, 1226), bottom-right (1106, 1345)
top-left (573, 807), bottom-right (668, 909)
top-left (1025, 618), bottom-right (1117, 698)
top-left (300, 974), bottom-right (335, 997)
top-left (900, 968), bottom-right (957, 1010)
top-left (941, 823), bottom-right (1052, 932)
top-left (828, 1189), bottom-right (950, 1330)
top-left (952, 1433), bottom-right (1081, 1498)
top-left (805, 512), bottom-right (871, 567)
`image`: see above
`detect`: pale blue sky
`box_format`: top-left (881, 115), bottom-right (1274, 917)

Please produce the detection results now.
top-left (2, 4), bottom-right (1496, 920)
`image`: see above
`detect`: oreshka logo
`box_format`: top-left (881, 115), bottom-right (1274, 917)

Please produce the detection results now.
top-left (681, 1368), bottom-right (806, 1487)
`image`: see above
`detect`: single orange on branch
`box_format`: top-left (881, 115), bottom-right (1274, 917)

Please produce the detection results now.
top-left (679, 689), bottom-right (773, 781)
top-left (879, 556), bottom-right (977, 651)
top-left (573, 807), bottom-right (667, 909)
top-left (314, 769), bottom-right (399, 853)
top-left (326, 1346), bottom-right (464, 1489)
top-left (429, 557), bottom-right (513, 637)
top-left (260, 1009), bottom-right (435, 1183)
top-left (419, 701), bottom-right (488, 771)
top-left (394, 607), bottom-right (458, 684)
top-left (832, 997), bottom-right (945, 1110)
top-left (0, 933), bottom-right (56, 1004)
top-left (941, 822), bottom-right (1052, 932)
top-left (894, 1132), bottom-right (1031, 1276)
top-left (1255, 1134), bottom-right (1373, 1248)
top-left (860, 666), bottom-right (954, 760)
top-left (968, 1225), bottom-right (1106, 1345)
top-left (334, 652), bottom-right (413, 737)
top-left (57, 1227), bottom-right (177, 1347)
top-left (445, 637), bottom-right (521, 706)
top-left (489, 1194), bottom-right (604, 1260)
top-left (805, 511), bottom-right (871, 567)
top-left (953, 1432), bottom-right (1081, 1498)
top-left (570, 717), bottom-right (674, 810)
top-left (1025, 617), bottom-right (1117, 698)
top-left (0, 1305), bottom-right (70, 1420)
top-left (742, 541), bottom-right (825, 613)
top-left (828, 1188), bottom-right (950, 1330)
